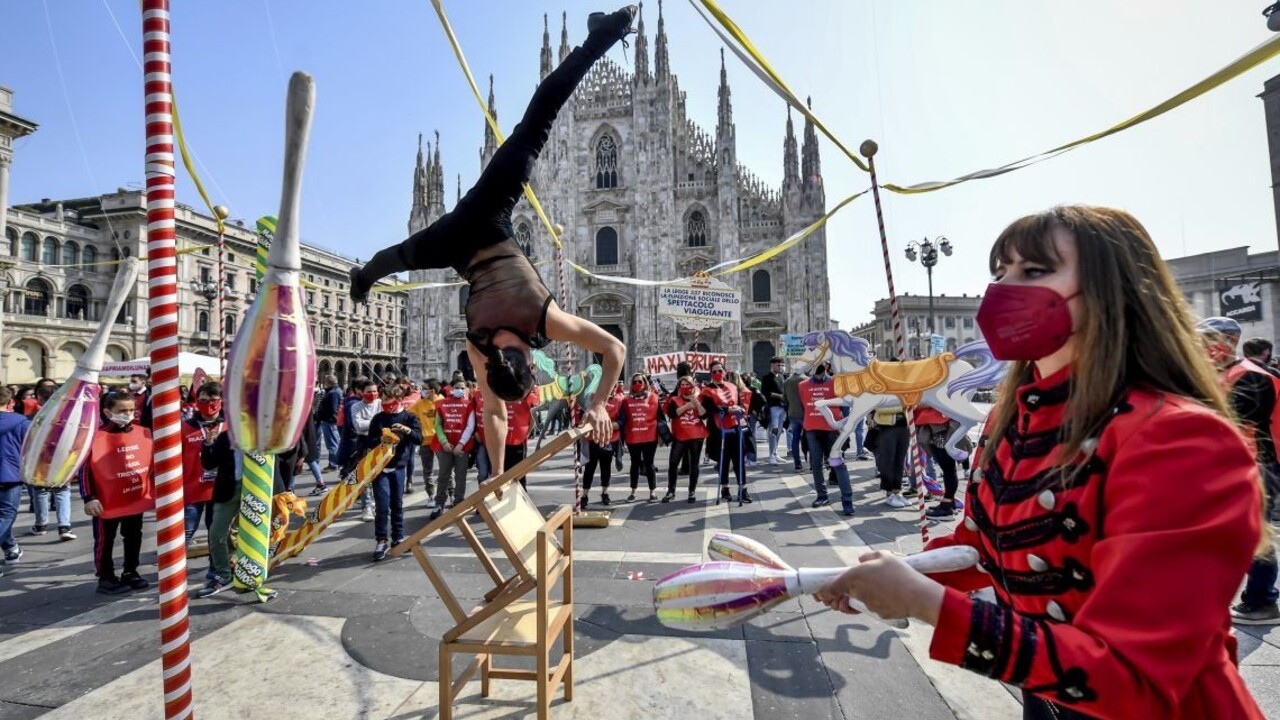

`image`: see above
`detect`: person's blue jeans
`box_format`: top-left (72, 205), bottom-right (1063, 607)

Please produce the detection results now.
top-left (767, 406), bottom-right (787, 457)
top-left (854, 418), bottom-right (866, 456)
top-left (1243, 464), bottom-right (1280, 608)
top-left (183, 502), bottom-right (212, 540)
top-left (0, 483), bottom-right (20, 550)
top-left (475, 445), bottom-right (492, 481)
top-left (318, 422), bottom-right (340, 466)
top-left (405, 447), bottom-right (416, 487)
top-left (787, 416), bottom-right (805, 466)
top-left (372, 466), bottom-right (406, 543)
top-left (34, 485), bottom-right (72, 531)
top-left (806, 430), bottom-right (852, 506)
top-left (307, 459), bottom-right (324, 486)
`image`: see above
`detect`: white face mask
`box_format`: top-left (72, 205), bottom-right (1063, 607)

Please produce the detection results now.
top-left (128, 382), bottom-right (144, 391)
top-left (452, 388), bottom-right (466, 398)
top-left (109, 413), bottom-right (133, 427)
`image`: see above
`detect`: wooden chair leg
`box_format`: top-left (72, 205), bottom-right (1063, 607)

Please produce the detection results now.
top-left (439, 643), bottom-right (453, 720)
top-left (563, 616), bottom-right (574, 701)
top-left (480, 654), bottom-right (491, 698)
top-left (537, 649), bottom-right (551, 720)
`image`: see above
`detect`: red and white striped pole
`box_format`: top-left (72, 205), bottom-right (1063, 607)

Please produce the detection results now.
top-left (860, 140), bottom-right (929, 545)
top-left (142, 2), bottom-right (196, 717)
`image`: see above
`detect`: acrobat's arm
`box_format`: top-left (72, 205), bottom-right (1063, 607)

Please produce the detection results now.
top-left (544, 304), bottom-right (625, 444)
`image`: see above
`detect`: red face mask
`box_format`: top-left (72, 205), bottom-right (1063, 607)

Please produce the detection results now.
top-left (362, 392), bottom-right (378, 403)
top-left (631, 382), bottom-right (646, 393)
top-left (680, 386), bottom-right (696, 397)
top-left (196, 400), bottom-right (221, 418)
top-left (711, 370), bottom-right (725, 383)
top-left (382, 401), bottom-right (401, 413)
top-left (1204, 340), bottom-right (1235, 366)
top-left (976, 283), bottom-right (1079, 362)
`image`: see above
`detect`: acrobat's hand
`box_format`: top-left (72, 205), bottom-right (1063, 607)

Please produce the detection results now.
top-left (583, 402), bottom-right (613, 445)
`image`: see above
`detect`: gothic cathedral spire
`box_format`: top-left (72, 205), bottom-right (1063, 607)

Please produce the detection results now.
top-left (634, 2), bottom-right (650, 84)
top-left (783, 106), bottom-right (799, 191)
top-left (654, 0), bottom-right (670, 85)
top-left (428, 130), bottom-right (445, 217)
top-left (801, 97), bottom-right (824, 206)
top-left (409, 133), bottom-right (429, 234)
top-left (716, 48), bottom-right (735, 167)
top-left (540, 13), bottom-right (553, 81)
top-left (559, 11), bottom-right (571, 63)
top-left (481, 74), bottom-right (499, 169)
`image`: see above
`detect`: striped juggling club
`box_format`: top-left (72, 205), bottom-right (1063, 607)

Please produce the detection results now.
top-left (21, 257), bottom-right (141, 488)
top-left (655, 536), bottom-right (977, 632)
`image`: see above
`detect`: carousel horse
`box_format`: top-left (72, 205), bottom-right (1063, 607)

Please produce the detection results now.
top-left (792, 330), bottom-right (1005, 461)
top-left (531, 349), bottom-right (602, 406)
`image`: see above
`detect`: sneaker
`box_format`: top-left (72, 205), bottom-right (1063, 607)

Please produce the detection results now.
top-left (720, 487), bottom-right (732, 502)
top-left (793, 463), bottom-right (804, 472)
top-left (902, 486), bottom-right (919, 499)
top-left (661, 492), bottom-right (674, 503)
top-left (812, 497), bottom-right (830, 508)
top-left (769, 455), bottom-right (779, 466)
top-left (324, 465), bottom-right (340, 473)
top-left (587, 5), bottom-right (639, 43)
top-left (648, 492), bottom-right (657, 503)
top-left (841, 503), bottom-right (856, 517)
top-left (309, 484), bottom-right (327, 496)
top-left (886, 494), bottom-right (908, 509)
top-left (857, 451), bottom-right (874, 461)
top-left (429, 507), bottom-right (444, 521)
top-left (59, 528), bottom-right (76, 542)
top-left (687, 494), bottom-right (696, 504)
top-left (120, 572), bottom-right (149, 591)
top-left (97, 577), bottom-right (130, 595)
top-left (404, 483), bottom-right (415, 495)
top-left (3, 544), bottom-right (21, 562)
top-left (926, 503), bottom-right (956, 520)
top-left (578, 497), bottom-right (589, 511)
top-left (27, 525), bottom-right (45, 537)
top-left (627, 492), bottom-right (637, 502)
top-left (601, 493), bottom-right (611, 506)
top-left (361, 506), bottom-right (374, 522)
top-left (1232, 602), bottom-right (1280, 625)
top-left (349, 266), bottom-right (371, 304)
top-left (193, 578), bottom-right (231, 598)
top-left (373, 540), bottom-right (390, 562)
top-left (740, 490), bottom-right (753, 504)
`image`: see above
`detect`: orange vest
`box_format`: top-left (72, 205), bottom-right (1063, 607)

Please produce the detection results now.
top-left (623, 392), bottom-right (659, 445)
top-left (88, 425), bottom-right (155, 519)
top-left (436, 396), bottom-right (475, 452)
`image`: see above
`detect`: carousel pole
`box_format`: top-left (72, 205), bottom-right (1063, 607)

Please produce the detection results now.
top-left (860, 140), bottom-right (929, 545)
top-left (141, 1), bottom-right (196, 716)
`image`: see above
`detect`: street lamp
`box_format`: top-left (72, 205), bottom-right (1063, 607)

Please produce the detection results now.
top-left (190, 279), bottom-right (219, 352)
top-left (904, 236), bottom-right (953, 357)
top-left (1266, 2), bottom-right (1280, 31)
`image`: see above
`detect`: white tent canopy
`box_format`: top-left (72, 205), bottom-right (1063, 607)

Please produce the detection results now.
top-left (102, 352), bottom-right (222, 379)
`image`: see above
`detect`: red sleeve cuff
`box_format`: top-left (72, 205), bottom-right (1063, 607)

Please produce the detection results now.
top-left (929, 586), bottom-right (975, 666)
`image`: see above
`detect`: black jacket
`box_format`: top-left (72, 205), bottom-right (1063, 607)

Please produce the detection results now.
top-left (316, 387), bottom-right (342, 423)
top-left (363, 411), bottom-right (423, 469)
top-left (201, 431), bottom-right (240, 504)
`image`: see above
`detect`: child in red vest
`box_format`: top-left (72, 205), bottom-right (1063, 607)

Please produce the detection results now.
top-left (79, 391), bottom-right (154, 595)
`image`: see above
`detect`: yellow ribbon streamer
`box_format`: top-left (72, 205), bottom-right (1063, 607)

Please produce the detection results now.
top-left (171, 92), bottom-right (225, 233)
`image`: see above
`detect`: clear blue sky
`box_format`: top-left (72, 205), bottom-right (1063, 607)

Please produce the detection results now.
top-left (2, 0), bottom-right (1278, 329)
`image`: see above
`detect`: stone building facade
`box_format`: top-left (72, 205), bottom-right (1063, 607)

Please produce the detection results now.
top-left (849, 293), bottom-right (984, 360)
top-left (406, 6), bottom-right (831, 382)
top-left (1167, 246), bottom-right (1280, 345)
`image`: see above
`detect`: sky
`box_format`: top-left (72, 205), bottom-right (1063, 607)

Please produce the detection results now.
top-left (2, 0), bottom-right (1279, 330)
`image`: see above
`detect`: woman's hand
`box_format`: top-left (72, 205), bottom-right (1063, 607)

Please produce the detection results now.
top-left (583, 402), bottom-right (613, 445)
top-left (812, 550), bottom-right (946, 624)
top-left (84, 500), bottom-right (103, 518)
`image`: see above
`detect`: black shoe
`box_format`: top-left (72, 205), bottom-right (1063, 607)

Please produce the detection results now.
top-left (793, 464), bottom-right (803, 472)
top-left (740, 490), bottom-right (753, 504)
top-left (120, 572), bottom-right (149, 591)
top-left (687, 494), bottom-right (696, 503)
top-left (601, 493), bottom-right (611, 506)
top-left (627, 492), bottom-right (637, 502)
top-left (902, 487), bottom-right (919, 499)
top-left (720, 487), bottom-right (732, 502)
top-left (97, 577), bottom-right (130, 595)
top-left (349, 267), bottom-right (371, 304)
top-left (579, 496), bottom-right (589, 511)
top-left (661, 492), bottom-right (674, 503)
top-left (587, 5), bottom-right (639, 45)
top-left (841, 504), bottom-right (856, 517)
top-left (812, 497), bottom-right (830, 508)
top-left (429, 507), bottom-right (443, 521)
top-left (925, 502), bottom-right (956, 520)
top-left (373, 540), bottom-right (389, 562)
top-left (648, 492), bottom-right (657, 503)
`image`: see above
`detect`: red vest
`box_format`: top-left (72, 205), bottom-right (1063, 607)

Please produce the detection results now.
top-left (436, 396), bottom-right (475, 452)
top-left (604, 394), bottom-right (623, 444)
top-left (623, 392), bottom-right (659, 445)
top-left (1223, 358), bottom-right (1280, 453)
top-left (798, 379), bottom-right (838, 431)
top-left (705, 383), bottom-right (742, 431)
top-left (88, 425), bottom-right (155, 519)
top-left (181, 419), bottom-right (221, 504)
top-left (474, 393), bottom-right (487, 446)
top-left (914, 405), bottom-right (948, 427)
top-left (666, 393), bottom-right (708, 442)
top-left (506, 391), bottom-right (538, 446)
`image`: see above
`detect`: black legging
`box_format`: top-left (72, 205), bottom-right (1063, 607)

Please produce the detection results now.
top-left (930, 444), bottom-right (959, 501)
top-left (667, 438), bottom-right (704, 496)
top-left (627, 441), bottom-right (657, 491)
top-left (718, 427), bottom-right (745, 489)
top-left (359, 25), bottom-right (624, 281)
top-left (875, 424), bottom-right (910, 493)
top-left (581, 442), bottom-right (613, 494)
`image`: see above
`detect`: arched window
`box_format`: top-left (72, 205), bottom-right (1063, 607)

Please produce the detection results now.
top-left (66, 285), bottom-right (91, 320)
top-left (322, 326), bottom-right (332, 345)
top-left (515, 222), bottom-right (534, 258)
top-left (224, 314), bottom-right (236, 336)
top-left (752, 341), bottom-right (776, 376)
top-left (686, 210), bottom-right (708, 247)
top-left (751, 269), bottom-right (772, 303)
top-left (196, 311), bottom-right (209, 333)
top-left (337, 329), bottom-right (346, 347)
top-left (23, 278), bottom-right (51, 316)
top-left (111, 248), bottom-right (122, 266)
top-left (594, 135), bottom-right (619, 189)
top-left (20, 232), bottom-right (38, 262)
top-left (3, 227), bottom-right (16, 256)
top-left (595, 227), bottom-right (619, 266)
top-left (376, 335), bottom-right (384, 352)
top-left (81, 246), bottom-right (98, 272)
top-left (61, 241), bottom-right (79, 267)
top-left (458, 286), bottom-right (470, 314)
top-left (41, 237), bottom-right (58, 266)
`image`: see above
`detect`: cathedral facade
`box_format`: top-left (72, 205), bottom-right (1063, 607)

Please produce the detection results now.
top-left (405, 5), bottom-right (831, 382)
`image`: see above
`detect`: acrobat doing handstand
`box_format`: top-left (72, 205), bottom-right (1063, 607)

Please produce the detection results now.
top-left (351, 6), bottom-right (637, 472)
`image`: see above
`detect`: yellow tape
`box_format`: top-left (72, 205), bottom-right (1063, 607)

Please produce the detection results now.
top-left (171, 92), bottom-right (225, 233)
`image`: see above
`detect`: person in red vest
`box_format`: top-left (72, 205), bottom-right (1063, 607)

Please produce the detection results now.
top-left (619, 373), bottom-right (660, 502)
top-left (701, 361), bottom-right (750, 503)
top-left (663, 375), bottom-right (707, 503)
top-left (798, 361), bottom-right (854, 516)
top-left (504, 388), bottom-right (540, 489)
top-left (181, 382), bottom-right (224, 545)
top-left (430, 377), bottom-right (476, 520)
top-left (79, 391), bottom-right (154, 595)
top-left (916, 404), bottom-right (963, 520)
top-left (580, 390), bottom-right (623, 509)
top-left (473, 390), bottom-right (492, 481)
top-left (1197, 316), bottom-right (1280, 625)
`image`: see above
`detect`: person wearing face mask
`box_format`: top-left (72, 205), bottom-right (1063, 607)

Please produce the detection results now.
top-left (336, 377), bottom-right (366, 475)
top-left (125, 374), bottom-right (151, 427)
top-left (180, 382), bottom-right (224, 546)
top-left (798, 362), bottom-right (855, 516)
top-left (815, 206), bottom-right (1268, 719)
top-left (579, 388), bottom-right (623, 509)
top-left (701, 362), bottom-right (751, 504)
top-left (663, 375), bottom-right (707, 503)
top-left (365, 386), bottom-right (423, 561)
top-left (79, 391), bottom-right (154, 595)
top-left (349, 380), bottom-right (382, 522)
top-left (430, 380), bottom-right (477, 520)
top-left (1196, 317), bottom-right (1280, 626)
top-left (408, 380), bottom-right (442, 502)
top-left (618, 373), bottom-right (660, 502)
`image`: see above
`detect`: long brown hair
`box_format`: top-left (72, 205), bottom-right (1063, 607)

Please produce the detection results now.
top-left (982, 206), bottom-right (1231, 468)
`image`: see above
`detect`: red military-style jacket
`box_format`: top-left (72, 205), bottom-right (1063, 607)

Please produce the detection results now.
top-left (925, 366), bottom-right (1264, 720)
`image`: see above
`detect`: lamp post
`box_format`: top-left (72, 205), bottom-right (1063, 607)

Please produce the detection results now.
top-left (1265, 1), bottom-right (1280, 31)
top-left (190, 279), bottom-right (219, 353)
top-left (904, 236), bottom-right (953, 358)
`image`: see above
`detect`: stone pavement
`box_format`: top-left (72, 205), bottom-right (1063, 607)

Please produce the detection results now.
top-left (0, 439), bottom-right (1275, 719)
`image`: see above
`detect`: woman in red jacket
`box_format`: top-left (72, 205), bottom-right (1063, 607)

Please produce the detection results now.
top-left (663, 375), bottom-right (708, 503)
top-left (620, 373), bottom-right (660, 502)
top-left (815, 206), bottom-right (1266, 719)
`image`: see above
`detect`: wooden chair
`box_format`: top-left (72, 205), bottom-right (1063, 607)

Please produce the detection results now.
top-left (390, 427), bottom-right (585, 720)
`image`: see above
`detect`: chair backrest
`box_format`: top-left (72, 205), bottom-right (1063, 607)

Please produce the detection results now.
top-left (484, 482), bottom-right (563, 577)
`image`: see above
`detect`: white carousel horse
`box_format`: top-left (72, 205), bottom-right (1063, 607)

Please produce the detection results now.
top-left (792, 330), bottom-right (1006, 461)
